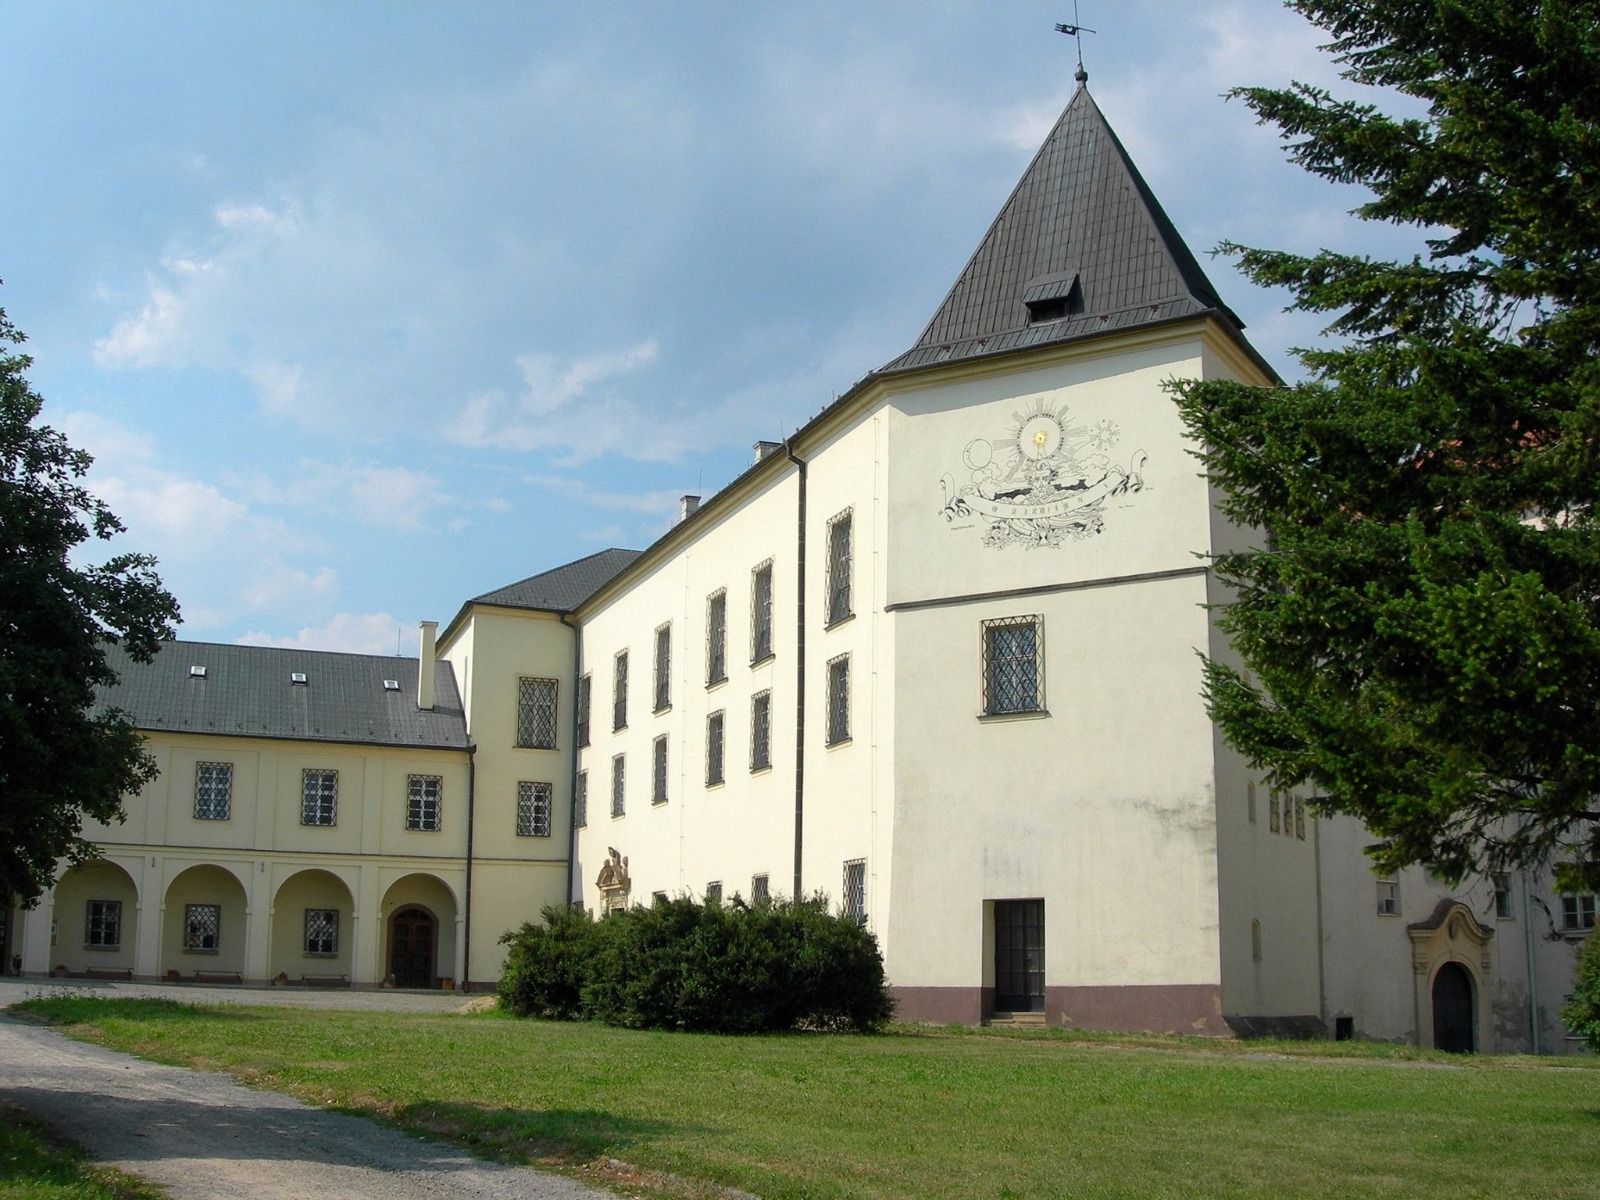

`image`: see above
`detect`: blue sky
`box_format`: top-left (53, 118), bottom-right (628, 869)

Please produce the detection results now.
top-left (2, 2), bottom-right (1390, 654)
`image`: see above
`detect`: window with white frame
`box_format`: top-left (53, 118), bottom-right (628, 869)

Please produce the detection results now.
top-left (751, 561), bottom-right (774, 663)
top-left (706, 710), bottom-right (725, 786)
top-left (1376, 876), bottom-right (1400, 916)
top-left (611, 754), bottom-right (626, 817)
top-left (751, 873), bottom-right (770, 906)
top-left (194, 761), bottom-right (232, 820)
top-left (705, 881), bottom-right (723, 906)
top-left (517, 781), bottom-right (552, 837)
top-left (825, 510), bottom-right (853, 626)
top-left (516, 677), bottom-right (559, 749)
top-left (981, 615), bottom-right (1043, 715)
top-left (654, 622), bottom-right (672, 712)
top-left (304, 908), bottom-right (338, 956)
top-left (301, 770), bottom-right (337, 826)
top-left (407, 775), bottom-right (442, 831)
top-left (706, 589), bottom-right (728, 684)
top-left (653, 734), bottom-right (669, 805)
top-left (825, 654), bottom-right (850, 746)
top-left (750, 689), bottom-right (772, 772)
top-left (613, 651), bottom-right (629, 731)
top-left (85, 900), bottom-right (121, 948)
top-left (577, 674), bottom-right (592, 748)
top-left (1562, 892), bottom-right (1597, 932)
top-left (184, 903), bottom-right (220, 952)
top-left (842, 858), bottom-right (867, 922)
top-left (574, 770), bottom-right (588, 829)
top-left (1493, 873), bottom-right (1514, 920)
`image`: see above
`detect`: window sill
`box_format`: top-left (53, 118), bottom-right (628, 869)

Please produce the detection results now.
top-left (653, 705), bottom-right (671, 716)
top-left (652, 798), bottom-right (669, 807)
top-left (749, 653), bottom-right (775, 669)
top-left (750, 763), bottom-right (772, 776)
top-left (705, 779), bottom-right (726, 790)
top-left (824, 611), bottom-right (855, 631)
top-left (193, 815), bottom-right (232, 822)
top-left (304, 952), bottom-right (339, 959)
top-left (83, 944), bottom-right (121, 952)
top-left (977, 708), bottom-right (1049, 723)
top-left (706, 675), bottom-right (729, 691)
top-left (183, 948), bottom-right (220, 955)
top-left (406, 827), bottom-right (442, 834)
top-left (825, 736), bottom-right (852, 750)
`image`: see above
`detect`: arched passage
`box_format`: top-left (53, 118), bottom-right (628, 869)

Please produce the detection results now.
top-left (381, 873), bottom-right (458, 988)
top-left (1432, 962), bottom-right (1476, 1053)
top-left (272, 869), bottom-right (355, 982)
top-left (51, 861), bottom-right (139, 976)
top-left (163, 864), bottom-right (249, 979)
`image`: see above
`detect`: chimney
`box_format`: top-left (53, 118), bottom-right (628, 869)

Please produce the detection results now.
top-left (753, 440), bottom-right (782, 464)
top-left (679, 495), bottom-right (701, 524)
top-left (417, 620), bottom-right (438, 711)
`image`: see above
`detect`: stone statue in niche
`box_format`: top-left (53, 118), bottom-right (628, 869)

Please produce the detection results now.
top-left (939, 400), bottom-right (1147, 549)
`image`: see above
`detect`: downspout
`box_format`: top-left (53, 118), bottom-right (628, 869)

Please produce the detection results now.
top-left (561, 612), bottom-right (583, 909)
top-left (1522, 868), bottom-right (1541, 1055)
top-left (785, 441), bottom-right (808, 901)
top-left (463, 744), bottom-right (476, 992)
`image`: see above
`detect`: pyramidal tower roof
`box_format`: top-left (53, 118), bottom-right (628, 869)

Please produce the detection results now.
top-left (881, 79), bottom-right (1249, 374)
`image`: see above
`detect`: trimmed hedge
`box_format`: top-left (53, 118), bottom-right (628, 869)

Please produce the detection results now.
top-left (498, 895), bottom-right (895, 1033)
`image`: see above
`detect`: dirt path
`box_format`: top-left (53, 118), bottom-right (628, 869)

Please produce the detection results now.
top-left (0, 1014), bottom-right (614, 1200)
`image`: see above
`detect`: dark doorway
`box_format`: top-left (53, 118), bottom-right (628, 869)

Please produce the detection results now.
top-left (389, 907), bottom-right (436, 989)
top-left (1432, 962), bottom-right (1475, 1053)
top-left (994, 899), bottom-right (1045, 1012)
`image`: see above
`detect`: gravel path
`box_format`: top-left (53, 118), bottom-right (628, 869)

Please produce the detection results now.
top-left (0, 982), bottom-right (615, 1200)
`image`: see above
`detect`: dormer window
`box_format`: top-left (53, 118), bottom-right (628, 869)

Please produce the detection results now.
top-left (290, 672), bottom-right (308, 685)
top-left (1022, 270), bottom-right (1082, 326)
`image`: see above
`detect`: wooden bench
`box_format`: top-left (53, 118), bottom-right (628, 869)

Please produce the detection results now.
top-left (192, 970), bottom-right (243, 984)
top-left (299, 974), bottom-right (350, 988)
top-left (83, 966), bottom-right (133, 981)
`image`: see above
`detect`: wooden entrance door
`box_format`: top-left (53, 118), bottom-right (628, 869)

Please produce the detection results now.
top-left (389, 907), bottom-right (436, 988)
top-left (1432, 962), bottom-right (1474, 1052)
top-left (994, 899), bottom-right (1045, 1012)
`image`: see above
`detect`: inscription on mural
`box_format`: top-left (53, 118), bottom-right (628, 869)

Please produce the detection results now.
top-left (939, 401), bottom-right (1147, 548)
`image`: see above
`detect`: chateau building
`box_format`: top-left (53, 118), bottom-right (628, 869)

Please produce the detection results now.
top-left (5, 79), bottom-right (1590, 1051)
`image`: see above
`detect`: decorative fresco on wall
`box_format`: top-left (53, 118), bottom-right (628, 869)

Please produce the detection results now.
top-left (938, 401), bottom-right (1148, 549)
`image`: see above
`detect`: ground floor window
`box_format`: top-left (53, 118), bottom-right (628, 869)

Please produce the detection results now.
top-left (183, 903), bottom-right (220, 952)
top-left (705, 881), bottom-right (723, 906)
top-left (751, 873), bottom-right (770, 905)
top-left (1563, 892), bottom-right (1597, 932)
top-left (842, 859), bottom-right (867, 922)
top-left (993, 898), bottom-right (1045, 1013)
top-left (305, 908), bottom-right (339, 956)
top-left (85, 900), bottom-right (121, 948)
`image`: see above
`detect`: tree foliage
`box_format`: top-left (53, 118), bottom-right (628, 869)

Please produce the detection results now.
top-left (0, 303), bottom-right (180, 904)
top-left (1559, 932), bottom-right (1600, 1053)
top-left (1169, 2), bottom-right (1600, 885)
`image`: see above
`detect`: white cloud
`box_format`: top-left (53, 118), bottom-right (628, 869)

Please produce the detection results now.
top-left (242, 459), bottom-right (456, 531)
top-left (236, 612), bottom-right (407, 656)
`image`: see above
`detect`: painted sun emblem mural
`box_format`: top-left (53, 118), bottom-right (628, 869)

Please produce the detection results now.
top-left (938, 400), bottom-right (1148, 549)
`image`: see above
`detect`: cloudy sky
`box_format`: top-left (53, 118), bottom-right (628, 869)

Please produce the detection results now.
top-left (1, 2), bottom-right (1397, 655)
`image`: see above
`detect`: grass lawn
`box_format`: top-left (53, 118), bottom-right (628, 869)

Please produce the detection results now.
top-left (14, 997), bottom-right (1600, 1200)
top-left (0, 1105), bottom-right (165, 1200)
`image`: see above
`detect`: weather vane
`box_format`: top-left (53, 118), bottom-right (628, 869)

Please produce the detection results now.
top-left (1055, 0), bottom-right (1095, 84)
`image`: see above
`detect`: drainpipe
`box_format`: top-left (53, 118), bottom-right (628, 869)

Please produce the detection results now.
top-left (785, 441), bottom-right (808, 901)
top-left (1522, 868), bottom-right (1541, 1055)
top-left (463, 744), bottom-right (476, 992)
top-left (561, 612), bottom-right (583, 910)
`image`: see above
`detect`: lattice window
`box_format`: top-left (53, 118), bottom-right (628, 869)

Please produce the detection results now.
top-left (1293, 797), bottom-right (1306, 840)
top-left (1377, 877), bottom-right (1400, 916)
top-left (304, 908), bottom-right (338, 955)
top-left (184, 903), bottom-right (220, 952)
top-left (574, 770), bottom-right (588, 829)
top-left (705, 881), bottom-right (723, 907)
top-left (706, 711), bottom-right (725, 786)
top-left (613, 651), bottom-right (629, 731)
top-left (85, 900), bottom-right (121, 948)
top-left (981, 615), bottom-right (1043, 715)
top-left (654, 623), bottom-right (672, 712)
top-left (301, 770), bottom-right (338, 826)
top-left (407, 775), bottom-right (442, 831)
top-left (706, 590), bottom-right (728, 684)
top-left (576, 674), bottom-right (591, 748)
top-left (611, 754), bottom-right (626, 818)
top-left (1269, 792), bottom-right (1282, 833)
top-left (751, 874), bottom-right (770, 906)
top-left (194, 761), bottom-right (233, 820)
top-left (825, 654), bottom-right (850, 746)
top-left (842, 858), bottom-right (867, 922)
top-left (750, 562), bottom-right (774, 663)
top-left (750, 689), bottom-right (772, 772)
top-left (517, 677), bottom-right (558, 749)
top-left (653, 735), bottom-right (669, 806)
top-left (825, 510), bottom-right (853, 626)
top-left (517, 781), bottom-right (552, 837)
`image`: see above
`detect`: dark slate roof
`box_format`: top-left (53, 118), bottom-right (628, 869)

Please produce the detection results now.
top-left (97, 640), bottom-right (470, 750)
top-left (469, 547), bottom-right (643, 612)
top-left (881, 82), bottom-right (1243, 374)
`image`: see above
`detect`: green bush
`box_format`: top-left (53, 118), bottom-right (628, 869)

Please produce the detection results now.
top-left (497, 894), bottom-right (894, 1033)
top-left (1560, 932), bottom-right (1600, 1052)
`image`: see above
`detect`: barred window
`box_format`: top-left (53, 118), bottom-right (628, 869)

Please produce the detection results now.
top-left (842, 858), bottom-right (867, 922)
top-left (981, 615), bottom-right (1043, 715)
top-left (517, 677), bottom-right (559, 749)
top-left (1269, 791), bottom-right (1282, 834)
top-left (654, 623), bottom-right (672, 712)
top-left (517, 781), bottom-right (552, 837)
top-left (85, 900), bottom-right (121, 948)
top-left (304, 908), bottom-right (338, 955)
top-left (194, 761), bottom-right (233, 820)
top-left (611, 754), bottom-right (626, 818)
top-left (653, 735), bottom-right (669, 806)
top-left (706, 590), bottom-right (728, 684)
top-left (825, 510), bottom-right (853, 626)
top-left (576, 674), bottom-right (592, 748)
top-left (1377, 876), bottom-right (1400, 916)
top-left (705, 881), bottom-right (723, 907)
top-left (407, 775), bottom-right (442, 831)
top-left (613, 651), bottom-right (629, 731)
top-left (751, 873), bottom-right (770, 906)
top-left (825, 654), bottom-right (850, 746)
top-left (184, 903), bottom-right (220, 952)
top-left (1293, 797), bottom-right (1306, 840)
top-left (301, 770), bottom-right (337, 826)
top-left (574, 770), bottom-right (588, 829)
top-left (751, 561), bottom-right (774, 663)
top-left (750, 689), bottom-right (772, 772)
top-left (706, 711), bottom-right (725, 785)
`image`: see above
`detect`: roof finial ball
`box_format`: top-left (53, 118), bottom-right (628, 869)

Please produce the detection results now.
top-left (1054, 9), bottom-right (1095, 88)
